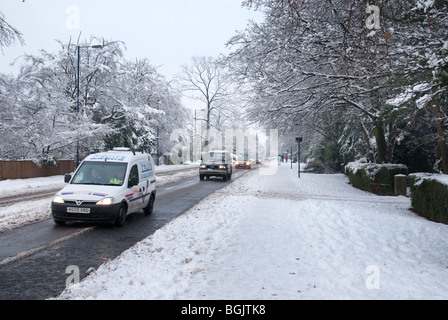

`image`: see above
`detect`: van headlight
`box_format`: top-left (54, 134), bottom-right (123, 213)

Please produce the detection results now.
top-left (219, 165), bottom-right (226, 169)
top-left (200, 164), bottom-right (206, 169)
top-left (52, 196), bottom-right (65, 204)
top-left (96, 197), bottom-right (114, 205)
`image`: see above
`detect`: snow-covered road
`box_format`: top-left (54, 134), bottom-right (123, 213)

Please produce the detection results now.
top-left (51, 163), bottom-right (448, 300)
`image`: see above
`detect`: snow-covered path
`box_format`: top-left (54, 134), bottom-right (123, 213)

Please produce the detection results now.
top-left (56, 163), bottom-right (448, 300)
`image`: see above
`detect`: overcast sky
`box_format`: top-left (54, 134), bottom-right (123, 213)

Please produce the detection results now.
top-left (0, 0), bottom-right (263, 79)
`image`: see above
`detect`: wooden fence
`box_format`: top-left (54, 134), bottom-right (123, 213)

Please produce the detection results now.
top-left (0, 160), bottom-right (75, 181)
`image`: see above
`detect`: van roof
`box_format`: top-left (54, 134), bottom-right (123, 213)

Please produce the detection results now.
top-left (84, 149), bottom-right (150, 163)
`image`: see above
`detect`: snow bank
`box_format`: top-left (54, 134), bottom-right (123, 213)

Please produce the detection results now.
top-left (0, 175), bottom-right (66, 199)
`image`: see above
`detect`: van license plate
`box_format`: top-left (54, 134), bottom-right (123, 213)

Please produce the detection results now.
top-left (67, 207), bottom-right (90, 214)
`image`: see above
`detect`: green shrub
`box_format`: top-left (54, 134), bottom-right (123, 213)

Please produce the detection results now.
top-left (410, 174), bottom-right (448, 224)
top-left (346, 161), bottom-right (408, 195)
top-left (345, 163), bottom-right (371, 192)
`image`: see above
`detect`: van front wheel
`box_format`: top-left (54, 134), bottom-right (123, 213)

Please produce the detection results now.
top-left (144, 195), bottom-right (155, 215)
top-left (115, 204), bottom-right (127, 227)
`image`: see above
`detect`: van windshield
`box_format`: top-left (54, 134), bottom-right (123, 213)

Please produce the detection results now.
top-left (203, 152), bottom-right (226, 163)
top-left (71, 161), bottom-right (128, 186)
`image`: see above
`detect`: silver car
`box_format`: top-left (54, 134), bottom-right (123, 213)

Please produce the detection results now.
top-left (199, 150), bottom-right (233, 181)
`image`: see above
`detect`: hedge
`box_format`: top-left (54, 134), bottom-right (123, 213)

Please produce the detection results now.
top-left (409, 173), bottom-right (448, 224)
top-left (345, 161), bottom-right (408, 195)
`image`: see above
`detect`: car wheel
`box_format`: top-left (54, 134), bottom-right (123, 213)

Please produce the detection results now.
top-left (200, 174), bottom-right (204, 181)
top-left (53, 219), bottom-right (66, 226)
top-left (144, 194), bottom-right (155, 215)
top-left (115, 204), bottom-right (127, 227)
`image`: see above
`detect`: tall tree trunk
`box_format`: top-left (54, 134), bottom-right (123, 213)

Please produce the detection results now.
top-left (372, 117), bottom-right (388, 164)
top-left (358, 121), bottom-right (375, 162)
top-left (433, 104), bottom-right (448, 174)
top-left (204, 102), bottom-right (211, 152)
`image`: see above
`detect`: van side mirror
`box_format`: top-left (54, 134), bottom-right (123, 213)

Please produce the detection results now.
top-left (128, 177), bottom-right (139, 188)
top-left (64, 174), bottom-right (72, 183)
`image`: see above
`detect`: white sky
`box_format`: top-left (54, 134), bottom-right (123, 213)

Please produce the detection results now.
top-left (0, 0), bottom-right (263, 79)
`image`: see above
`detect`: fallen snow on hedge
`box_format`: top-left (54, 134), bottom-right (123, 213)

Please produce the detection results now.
top-left (410, 172), bottom-right (448, 187)
top-left (346, 160), bottom-right (408, 178)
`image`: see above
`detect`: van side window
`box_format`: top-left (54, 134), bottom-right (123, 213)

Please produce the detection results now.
top-left (129, 164), bottom-right (139, 182)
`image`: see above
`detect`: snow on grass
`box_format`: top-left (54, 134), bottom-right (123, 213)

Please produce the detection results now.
top-left (0, 175), bottom-right (67, 198)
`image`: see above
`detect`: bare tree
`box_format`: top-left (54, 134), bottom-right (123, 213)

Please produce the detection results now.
top-left (178, 56), bottom-right (232, 148)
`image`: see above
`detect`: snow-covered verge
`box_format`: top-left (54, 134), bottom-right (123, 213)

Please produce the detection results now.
top-left (55, 163), bottom-right (448, 300)
top-left (0, 175), bottom-right (67, 199)
top-left (0, 164), bottom-right (198, 234)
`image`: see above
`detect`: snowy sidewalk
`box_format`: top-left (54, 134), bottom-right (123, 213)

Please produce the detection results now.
top-left (57, 163), bottom-right (448, 300)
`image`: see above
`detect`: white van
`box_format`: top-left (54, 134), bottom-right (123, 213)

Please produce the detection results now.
top-left (51, 148), bottom-right (156, 227)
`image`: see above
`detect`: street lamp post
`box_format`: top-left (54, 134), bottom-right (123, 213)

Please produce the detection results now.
top-left (156, 126), bottom-right (160, 166)
top-left (295, 137), bottom-right (302, 178)
top-left (76, 44), bottom-right (103, 167)
top-left (290, 147), bottom-right (293, 170)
